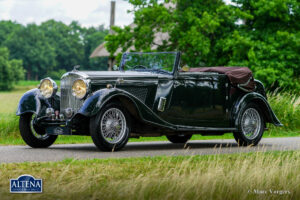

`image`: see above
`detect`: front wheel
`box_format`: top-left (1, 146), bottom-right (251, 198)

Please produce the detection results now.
top-left (90, 103), bottom-right (131, 151)
top-left (19, 113), bottom-right (57, 148)
top-left (233, 103), bottom-right (265, 146)
top-left (166, 134), bottom-right (192, 144)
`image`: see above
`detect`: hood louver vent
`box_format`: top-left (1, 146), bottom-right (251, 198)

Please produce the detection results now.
top-left (122, 87), bottom-right (148, 103)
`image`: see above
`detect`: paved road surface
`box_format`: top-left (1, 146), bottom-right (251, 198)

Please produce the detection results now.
top-left (1, 137), bottom-right (300, 163)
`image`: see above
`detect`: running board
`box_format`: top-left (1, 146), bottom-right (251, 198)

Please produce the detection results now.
top-left (176, 126), bottom-right (237, 132)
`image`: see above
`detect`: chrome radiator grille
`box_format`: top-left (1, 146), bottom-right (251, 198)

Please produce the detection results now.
top-left (60, 74), bottom-right (83, 117)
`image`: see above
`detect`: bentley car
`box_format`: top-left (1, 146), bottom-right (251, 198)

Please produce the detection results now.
top-left (16, 52), bottom-right (282, 151)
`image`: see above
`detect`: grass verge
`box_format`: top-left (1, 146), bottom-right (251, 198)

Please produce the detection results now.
top-left (0, 151), bottom-right (299, 200)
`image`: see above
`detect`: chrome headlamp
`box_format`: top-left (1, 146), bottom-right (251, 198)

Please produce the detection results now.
top-left (39, 78), bottom-right (57, 98)
top-left (72, 79), bottom-right (89, 99)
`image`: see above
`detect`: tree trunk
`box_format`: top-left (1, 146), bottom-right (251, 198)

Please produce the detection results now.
top-left (108, 57), bottom-right (115, 71)
top-left (27, 70), bottom-right (31, 80)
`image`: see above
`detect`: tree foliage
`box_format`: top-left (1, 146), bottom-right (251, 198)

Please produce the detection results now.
top-left (0, 20), bottom-right (108, 81)
top-left (106, 0), bottom-right (300, 90)
top-left (0, 47), bottom-right (24, 90)
top-left (4, 24), bottom-right (56, 80)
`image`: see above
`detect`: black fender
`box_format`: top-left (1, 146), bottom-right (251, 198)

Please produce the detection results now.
top-left (254, 79), bottom-right (267, 98)
top-left (16, 89), bottom-right (41, 116)
top-left (16, 88), bottom-right (60, 116)
top-left (232, 92), bottom-right (283, 128)
top-left (74, 88), bottom-right (176, 129)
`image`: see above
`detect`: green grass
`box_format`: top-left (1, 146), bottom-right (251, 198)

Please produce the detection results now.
top-left (17, 80), bottom-right (41, 86)
top-left (0, 151), bottom-right (299, 199)
top-left (0, 81), bottom-right (299, 145)
top-left (17, 80), bottom-right (60, 87)
top-left (268, 92), bottom-right (300, 130)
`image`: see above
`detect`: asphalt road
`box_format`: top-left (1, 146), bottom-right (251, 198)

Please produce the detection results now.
top-left (1, 137), bottom-right (300, 163)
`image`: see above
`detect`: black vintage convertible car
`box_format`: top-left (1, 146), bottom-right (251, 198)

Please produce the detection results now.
top-left (17, 52), bottom-right (282, 151)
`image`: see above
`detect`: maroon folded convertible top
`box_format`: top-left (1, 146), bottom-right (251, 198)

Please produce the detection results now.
top-left (184, 67), bottom-right (255, 91)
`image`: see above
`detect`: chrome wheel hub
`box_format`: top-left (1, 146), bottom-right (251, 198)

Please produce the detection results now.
top-left (30, 114), bottom-right (49, 140)
top-left (100, 108), bottom-right (126, 144)
top-left (241, 108), bottom-right (261, 140)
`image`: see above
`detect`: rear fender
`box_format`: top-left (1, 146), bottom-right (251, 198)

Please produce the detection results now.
top-left (232, 92), bottom-right (283, 128)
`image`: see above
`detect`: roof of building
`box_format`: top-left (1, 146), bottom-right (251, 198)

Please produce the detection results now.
top-left (90, 2), bottom-right (174, 58)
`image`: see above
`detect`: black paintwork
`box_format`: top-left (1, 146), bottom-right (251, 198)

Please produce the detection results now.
top-left (16, 89), bottom-right (60, 117)
top-left (16, 52), bottom-right (282, 137)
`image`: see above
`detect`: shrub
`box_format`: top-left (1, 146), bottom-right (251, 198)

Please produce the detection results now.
top-left (0, 47), bottom-right (25, 91)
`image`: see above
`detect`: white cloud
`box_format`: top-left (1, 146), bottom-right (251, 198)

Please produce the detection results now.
top-left (0, 0), bottom-right (134, 27)
top-left (0, 0), bottom-right (234, 27)
top-left (0, 0), bottom-right (14, 20)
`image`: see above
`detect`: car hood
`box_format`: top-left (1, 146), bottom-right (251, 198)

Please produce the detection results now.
top-left (77, 71), bottom-right (161, 80)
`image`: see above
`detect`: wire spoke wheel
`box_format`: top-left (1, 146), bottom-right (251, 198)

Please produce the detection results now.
top-left (241, 108), bottom-right (261, 140)
top-left (19, 113), bottom-right (57, 148)
top-left (100, 108), bottom-right (127, 144)
top-left (30, 114), bottom-right (49, 140)
top-left (90, 103), bottom-right (130, 151)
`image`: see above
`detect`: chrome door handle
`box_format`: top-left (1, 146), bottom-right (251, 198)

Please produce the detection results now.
top-left (115, 78), bottom-right (124, 87)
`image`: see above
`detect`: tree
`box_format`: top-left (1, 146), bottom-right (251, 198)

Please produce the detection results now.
top-left (4, 24), bottom-right (56, 80)
top-left (82, 25), bottom-right (109, 70)
top-left (0, 47), bottom-right (24, 90)
top-left (0, 21), bottom-right (22, 46)
top-left (228, 0), bottom-right (300, 90)
top-left (106, 0), bottom-right (300, 90)
top-left (106, 0), bottom-right (237, 66)
top-left (0, 19), bottom-right (109, 80)
top-left (40, 20), bottom-right (85, 73)
top-left (39, 20), bottom-right (108, 74)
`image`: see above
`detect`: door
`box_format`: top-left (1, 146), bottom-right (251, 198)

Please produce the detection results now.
top-left (159, 73), bottom-right (228, 127)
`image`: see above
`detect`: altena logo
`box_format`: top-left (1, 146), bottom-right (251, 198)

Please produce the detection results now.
top-left (10, 174), bottom-right (42, 193)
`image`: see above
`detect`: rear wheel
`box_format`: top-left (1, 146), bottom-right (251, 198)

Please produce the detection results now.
top-left (90, 103), bottom-right (131, 151)
top-left (233, 103), bottom-right (265, 146)
top-left (166, 134), bottom-right (192, 144)
top-left (19, 113), bottom-right (57, 148)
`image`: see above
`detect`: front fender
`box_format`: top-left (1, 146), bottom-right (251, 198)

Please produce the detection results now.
top-left (16, 88), bottom-right (60, 116)
top-left (77, 89), bottom-right (113, 117)
top-left (232, 92), bottom-right (283, 128)
top-left (16, 89), bottom-right (41, 116)
top-left (76, 88), bottom-right (176, 129)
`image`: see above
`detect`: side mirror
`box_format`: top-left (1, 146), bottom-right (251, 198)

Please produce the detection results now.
top-left (113, 65), bottom-right (119, 71)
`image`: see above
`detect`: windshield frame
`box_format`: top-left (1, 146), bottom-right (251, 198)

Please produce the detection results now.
top-left (120, 52), bottom-right (180, 75)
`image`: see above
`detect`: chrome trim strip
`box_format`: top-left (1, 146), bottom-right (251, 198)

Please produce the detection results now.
top-left (176, 126), bottom-right (237, 131)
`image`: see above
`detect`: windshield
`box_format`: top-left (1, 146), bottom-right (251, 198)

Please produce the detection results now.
top-left (120, 52), bottom-right (177, 74)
